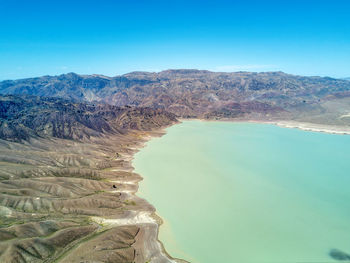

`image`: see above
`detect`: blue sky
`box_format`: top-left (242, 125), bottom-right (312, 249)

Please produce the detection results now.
top-left (0, 0), bottom-right (349, 79)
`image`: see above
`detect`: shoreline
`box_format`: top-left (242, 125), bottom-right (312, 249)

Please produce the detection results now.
top-left (103, 124), bottom-right (188, 263)
top-left (129, 129), bottom-right (187, 263)
top-left (128, 127), bottom-right (190, 263)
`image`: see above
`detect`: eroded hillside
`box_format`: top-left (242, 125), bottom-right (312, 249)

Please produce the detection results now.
top-left (0, 95), bottom-right (178, 263)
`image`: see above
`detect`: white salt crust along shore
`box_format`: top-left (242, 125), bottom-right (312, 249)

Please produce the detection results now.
top-left (91, 212), bottom-right (176, 263)
top-left (274, 121), bottom-right (350, 135)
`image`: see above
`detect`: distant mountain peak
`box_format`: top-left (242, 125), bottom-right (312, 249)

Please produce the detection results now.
top-left (160, 69), bottom-right (212, 74)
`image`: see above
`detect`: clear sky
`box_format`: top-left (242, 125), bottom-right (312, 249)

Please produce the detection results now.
top-left (0, 0), bottom-right (349, 80)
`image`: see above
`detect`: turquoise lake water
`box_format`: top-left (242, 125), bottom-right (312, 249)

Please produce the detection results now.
top-left (133, 121), bottom-right (350, 263)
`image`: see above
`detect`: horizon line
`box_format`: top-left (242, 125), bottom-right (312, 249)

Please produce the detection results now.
top-left (1, 69), bottom-right (348, 82)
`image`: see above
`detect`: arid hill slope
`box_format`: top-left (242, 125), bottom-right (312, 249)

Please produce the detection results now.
top-left (0, 95), bottom-right (178, 263)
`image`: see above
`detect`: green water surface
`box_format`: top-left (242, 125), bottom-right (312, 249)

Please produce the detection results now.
top-left (133, 121), bottom-right (350, 263)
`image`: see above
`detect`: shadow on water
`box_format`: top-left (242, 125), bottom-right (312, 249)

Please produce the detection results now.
top-left (329, 249), bottom-right (350, 261)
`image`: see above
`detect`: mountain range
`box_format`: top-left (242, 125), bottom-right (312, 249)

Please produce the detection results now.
top-left (1, 69), bottom-right (350, 126)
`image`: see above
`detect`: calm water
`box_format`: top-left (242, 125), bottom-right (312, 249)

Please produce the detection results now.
top-left (133, 121), bottom-right (350, 263)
